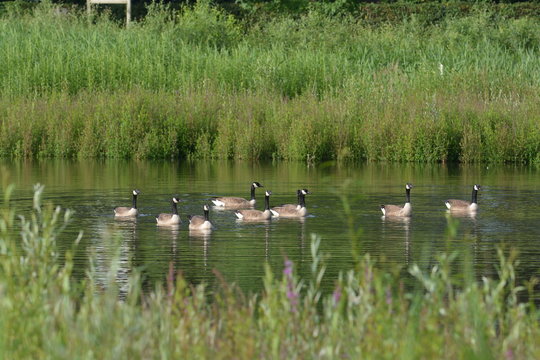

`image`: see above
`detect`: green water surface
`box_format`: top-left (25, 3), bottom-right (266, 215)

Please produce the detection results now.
top-left (2, 160), bottom-right (539, 296)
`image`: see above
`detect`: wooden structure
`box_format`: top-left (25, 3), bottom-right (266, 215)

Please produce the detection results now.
top-left (87, 0), bottom-right (131, 25)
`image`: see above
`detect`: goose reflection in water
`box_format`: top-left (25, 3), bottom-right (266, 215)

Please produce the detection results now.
top-left (189, 229), bottom-right (212, 269)
top-left (381, 215), bottom-right (411, 266)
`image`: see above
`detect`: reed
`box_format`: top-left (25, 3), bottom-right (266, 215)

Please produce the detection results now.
top-left (0, 184), bottom-right (538, 358)
top-left (1, 88), bottom-right (539, 163)
top-left (0, 2), bottom-right (539, 163)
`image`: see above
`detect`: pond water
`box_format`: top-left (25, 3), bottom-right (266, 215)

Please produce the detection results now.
top-left (2, 160), bottom-right (539, 297)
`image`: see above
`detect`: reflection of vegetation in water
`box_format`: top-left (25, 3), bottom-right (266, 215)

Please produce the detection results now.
top-left (1, 183), bottom-right (538, 358)
top-left (1, 2), bottom-right (540, 163)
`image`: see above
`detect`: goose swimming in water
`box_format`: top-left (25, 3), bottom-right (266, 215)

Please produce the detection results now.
top-left (270, 189), bottom-right (310, 218)
top-left (380, 183), bottom-right (413, 217)
top-left (188, 205), bottom-right (213, 231)
top-left (445, 184), bottom-right (481, 213)
top-left (212, 182), bottom-right (263, 209)
top-left (156, 196), bottom-right (181, 226)
top-left (235, 191), bottom-right (272, 221)
top-left (114, 189), bottom-right (140, 217)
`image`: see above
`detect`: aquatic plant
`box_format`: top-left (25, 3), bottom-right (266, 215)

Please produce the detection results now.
top-left (0, 184), bottom-right (538, 358)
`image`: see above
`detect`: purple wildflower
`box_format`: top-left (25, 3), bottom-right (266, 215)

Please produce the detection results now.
top-left (386, 286), bottom-right (392, 306)
top-left (167, 262), bottom-right (175, 297)
top-left (283, 258), bottom-right (298, 312)
top-left (333, 285), bottom-right (342, 305)
top-left (365, 266), bottom-right (373, 285)
top-left (284, 259), bottom-right (293, 276)
top-left (287, 285), bottom-right (298, 307)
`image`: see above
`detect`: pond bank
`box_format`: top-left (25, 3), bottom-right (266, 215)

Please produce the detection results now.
top-left (1, 4), bottom-right (540, 163)
top-left (2, 88), bottom-right (540, 163)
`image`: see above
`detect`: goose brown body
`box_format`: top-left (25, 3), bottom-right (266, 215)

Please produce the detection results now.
top-left (114, 206), bottom-right (138, 217)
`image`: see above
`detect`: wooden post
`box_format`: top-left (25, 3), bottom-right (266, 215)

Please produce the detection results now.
top-left (87, 0), bottom-right (131, 26)
top-left (126, 0), bottom-right (131, 26)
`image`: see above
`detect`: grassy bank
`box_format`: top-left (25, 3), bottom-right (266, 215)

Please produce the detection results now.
top-left (0, 185), bottom-right (539, 358)
top-left (1, 2), bottom-right (540, 162)
top-left (2, 88), bottom-right (540, 163)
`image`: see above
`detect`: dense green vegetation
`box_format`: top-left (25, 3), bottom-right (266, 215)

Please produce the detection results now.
top-left (0, 184), bottom-right (539, 358)
top-left (1, 1), bottom-right (540, 162)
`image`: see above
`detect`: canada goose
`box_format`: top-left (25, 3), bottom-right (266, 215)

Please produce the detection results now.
top-left (380, 183), bottom-right (413, 217)
top-left (445, 184), bottom-right (481, 213)
top-left (188, 205), bottom-right (213, 231)
top-left (270, 189), bottom-right (310, 218)
top-left (212, 182), bottom-right (263, 208)
top-left (235, 191), bottom-right (272, 221)
top-left (156, 197), bottom-right (181, 226)
top-left (114, 189), bottom-right (140, 217)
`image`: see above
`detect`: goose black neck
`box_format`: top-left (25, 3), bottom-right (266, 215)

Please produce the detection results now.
top-left (405, 188), bottom-right (411, 203)
top-left (132, 194), bottom-right (138, 209)
top-left (250, 185), bottom-right (256, 201)
top-left (204, 208), bottom-right (209, 221)
top-left (299, 193), bottom-right (306, 208)
top-left (171, 201), bottom-right (178, 215)
top-left (264, 194), bottom-right (270, 211)
top-left (471, 189), bottom-right (478, 204)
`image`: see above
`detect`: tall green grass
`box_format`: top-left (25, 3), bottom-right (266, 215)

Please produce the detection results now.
top-left (2, 2), bottom-right (540, 97)
top-left (0, 1), bottom-right (539, 162)
top-left (1, 88), bottom-right (539, 163)
top-left (0, 184), bottom-right (539, 358)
